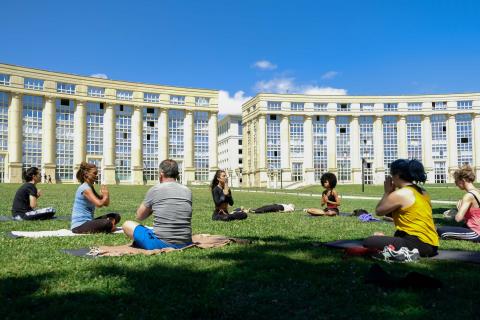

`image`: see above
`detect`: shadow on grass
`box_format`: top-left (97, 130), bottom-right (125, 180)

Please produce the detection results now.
top-left (2, 235), bottom-right (480, 319)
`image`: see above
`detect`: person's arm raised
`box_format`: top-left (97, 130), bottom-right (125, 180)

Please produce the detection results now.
top-left (136, 203), bottom-right (153, 221)
top-left (375, 176), bottom-right (402, 216)
top-left (455, 193), bottom-right (474, 223)
top-left (83, 186), bottom-right (109, 208)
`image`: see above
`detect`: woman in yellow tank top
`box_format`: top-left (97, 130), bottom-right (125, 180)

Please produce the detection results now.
top-left (363, 159), bottom-right (439, 257)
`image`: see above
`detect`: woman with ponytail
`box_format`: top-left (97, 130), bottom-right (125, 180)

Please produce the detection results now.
top-left (210, 169), bottom-right (247, 221)
top-left (363, 159), bottom-right (439, 257)
top-left (11, 167), bottom-right (56, 220)
top-left (71, 162), bottom-right (120, 233)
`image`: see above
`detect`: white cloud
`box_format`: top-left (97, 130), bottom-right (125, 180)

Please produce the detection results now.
top-left (218, 90), bottom-right (252, 115)
top-left (252, 60), bottom-right (277, 70)
top-left (321, 71), bottom-right (339, 80)
top-left (90, 73), bottom-right (108, 79)
top-left (254, 77), bottom-right (347, 95)
top-left (302, 86), bottom-right (347, 95)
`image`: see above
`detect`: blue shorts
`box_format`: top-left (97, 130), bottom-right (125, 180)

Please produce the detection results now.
top-left (132, 225), bottom-right (192, 250)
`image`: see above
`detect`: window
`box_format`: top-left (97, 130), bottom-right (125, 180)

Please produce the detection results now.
top-left (239, 139), bottom-right (242, 145)
top-left (57, 82), bottom-right (76, 94)
top-left (431, 115), bottom-right (447, 161)
top-left (22, 95), bottom-right (43, 171)
top-left (360, 103), bottom-right (374, 111)
top-left (143, 108), bottom-right (159, 181)
top-left (290, 116), bottom-right (304, 158)
top-left (360, 116), bottom-right (374, 162)
top-left (117, 90), bottom-right (133, 101)
top-left (239, 149), bottom-right (242, 154)
top-left (291, 102), bottom-right (304, 111)
top-left (292, 163), bottom-right (303, 182)
top-left (168, 110), bottom-right (185, 159)
top-left (115, 105), bottom-right (133, 181)
top-left (238, 120), bottom-right (243, 135)
top-left (170, 95), bottom-right (185, 105)
top-left (24, 78), bottom-right (44, 90)
top-left (337, 103), bottom-right (350, 111)
top-left (87, 102), bottom-right (104, 155)
top-left (457, 114), bottom-right (473, 166)
top-left (0, 74), bottom-right (10, 86)
top-left (434, 161), bottom-right (447, 183)
top-left (407, 116), bottom-right (422, 160)
top-left (267, 115), bottom-right (281, 170)
top-left (407, 102), bottom-right (422, 111)
top-left (0, 92), bottom-right (8, 151)
top-left (195, 97), bottom-right (210, 106)
top-left (88, 86), bottom-right (105, 98)
top-left (457, 100), bottom-right (472, 110)
top-left (336, 116), bottom-right (350, 181)
top-left (144, 93), bottom-right (160, 103)
top-left (383, 116), bottom-right (398, 175)
top-left (314, 103), bottom-right (327, 111)
top-left (268, 101), bottom-right (282, 111)
top-left (433, 101), bottom-right (447, 110)
top-left (313, 116), bottom-right (327, 181)
top-left (194, 112), bottom-right (209, 181)
top-left (56, 100), bottom-right (74, 181)
top-left (384, 103), bottom-right (398, 111)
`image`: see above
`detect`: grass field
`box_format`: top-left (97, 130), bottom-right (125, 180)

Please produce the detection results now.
top-left (1, 183), bottom-right (479, 319)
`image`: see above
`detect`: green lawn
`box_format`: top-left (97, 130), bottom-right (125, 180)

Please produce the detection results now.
top-left (1, 184), bottom-right (479, 319)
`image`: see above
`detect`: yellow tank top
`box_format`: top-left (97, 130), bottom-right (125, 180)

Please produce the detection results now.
top-left (392, 186), bottom-right (439, 247)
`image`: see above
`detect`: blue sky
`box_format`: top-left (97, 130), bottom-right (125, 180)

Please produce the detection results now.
top-left (1, 0), bottom-right (479, 114)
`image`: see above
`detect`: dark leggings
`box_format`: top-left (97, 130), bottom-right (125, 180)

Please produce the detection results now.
top-left (72, 213), bottom-right (121, 234)
top-left (13, 207), bottom-right (56, 220)
top-left (437, 226), bottom-right (480, 242)
top-left (212, 208), bottom-right (247, 221)
top-left (363, 230), bottom-right (438, 257)
top-left (251, 204), bottom-right (284, 213)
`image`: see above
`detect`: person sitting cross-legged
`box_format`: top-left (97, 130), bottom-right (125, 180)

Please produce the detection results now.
top-left (123, 159), bottom-right (193, 250)
top-left (11, 167), bottom-right (56, 220)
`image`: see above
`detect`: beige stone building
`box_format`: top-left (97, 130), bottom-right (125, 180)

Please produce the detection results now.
top-left (242, 93), bottom-right (480, 188)
top-left (0, 63), bottom-right (219, 184)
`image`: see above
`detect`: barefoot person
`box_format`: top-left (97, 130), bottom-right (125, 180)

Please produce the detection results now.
top-left (123, 159), bottom-right (193, 249)
top-left (211, 169), bottom-right (247, 221)
top-left (363, 159), bottom-right (439, 257)
top-left (437, 165), bottom-right (480, 242)
top-left (11, 167), bottom-right (56, 220)
top-left (71, 162), bottom-right (120, 234)
top-left (306, 172), bottom-right (340, 216)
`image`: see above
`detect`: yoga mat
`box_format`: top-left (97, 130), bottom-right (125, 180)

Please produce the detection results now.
top-left (324, 239), bottom-right (480, 264)
top-left (0, 215), bottom-right (71, 222)
top-left (6, 227), bottom-right (125, 239)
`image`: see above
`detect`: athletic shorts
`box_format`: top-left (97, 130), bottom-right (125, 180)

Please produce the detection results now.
top-left (132, 225), bottom-right (192, 250)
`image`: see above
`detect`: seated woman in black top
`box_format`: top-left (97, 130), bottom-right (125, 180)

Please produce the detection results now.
top-left (211, 170), bottom-right (247, 221)
top-left (11, 167), bottom-right (56, 220)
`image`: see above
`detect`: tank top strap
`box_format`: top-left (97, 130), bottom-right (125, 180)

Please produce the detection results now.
top-left (468, 191), bottom-right (480, 207)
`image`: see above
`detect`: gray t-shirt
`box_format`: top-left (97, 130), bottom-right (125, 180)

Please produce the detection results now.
top-left (143, 181), bottom-right (192, 244)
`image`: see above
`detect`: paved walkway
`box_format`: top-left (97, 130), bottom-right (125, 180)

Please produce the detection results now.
top-left (232, 188), bottom-right (456, 205)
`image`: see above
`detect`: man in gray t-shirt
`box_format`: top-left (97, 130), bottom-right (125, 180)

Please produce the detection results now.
top-left (123, 159), bottom-right (193, 249)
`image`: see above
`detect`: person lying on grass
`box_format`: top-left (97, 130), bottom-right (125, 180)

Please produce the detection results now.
top-left (122, 159), bottom-right (193, 250)
top-left (437, 165), bottom-right (480, 242)
top-left (211, 169), bottom-right (247, 221)
top-left (249, 203), bottom-right (295, 213)
top-left (305, 172), bottom-right (340, 216)
top-left (11, 166), bottom-right (56, 220)
top-left (363, 159), bottom-right (439, 257)
top-left (70, 162), bottom-right (120, 234)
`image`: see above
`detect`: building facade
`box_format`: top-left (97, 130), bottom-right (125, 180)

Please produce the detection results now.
top-left (242, 93), bottom-right (480, 188)
top-left (0, 63), bottom-right (219, 185)
top-left (218, 115), bottom-right (243, 187)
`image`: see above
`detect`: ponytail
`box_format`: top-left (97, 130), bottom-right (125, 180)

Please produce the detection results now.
top-left (76, 162), bottom-right (96, 183)
top-left (390, 159), bottom-right (427, 184)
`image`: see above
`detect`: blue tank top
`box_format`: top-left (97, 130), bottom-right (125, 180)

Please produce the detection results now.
top-left (71, 183), bottom-right (96, 229)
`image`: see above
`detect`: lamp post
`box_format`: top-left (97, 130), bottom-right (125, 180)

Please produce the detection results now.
top-left (361, 157), bottom-right (366, 193)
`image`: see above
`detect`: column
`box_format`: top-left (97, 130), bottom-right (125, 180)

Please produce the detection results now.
top-left (474, 114), bottom-right (480, 179)
top-left (208, 112), bottom-right (219, 179)
top-left (242, 120), bottom-right (249, 187)
top-left (397, 115), bottom-right (407, 159)
top-left (73, 99), bottom-right (87, 174)
top-left (257, 114), bottom-right (267, 187)
top-left (131, 105), bottom-right (143, 185)
top-left (42, 96), bottom-right (57, 182)
top-left (280, 115), bottom-right (291, 183)
top-left (326, 116), bottom-right (337, 173)
top-left (350, 116), bottom-right (361, 183)
top-left (421, 115), bottom-right (434, 182)
top-left (373, 116), bottom-right (384, 184)
top-left (103, 103), bottom-right (116, 184)
top-left (183, 110), bottom-right (194, 184)
top-left (303, 115), bottom-right (315, 184)
top-left (158, 108), bottom-right (168, 162)
top-left (7, 93), bottom-right (23, 183)
top-left (447, 114), bottom-right (458, 182)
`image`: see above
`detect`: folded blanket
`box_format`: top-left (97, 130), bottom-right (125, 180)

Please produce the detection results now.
top-left (65, 234), bottom-right (250, 257)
